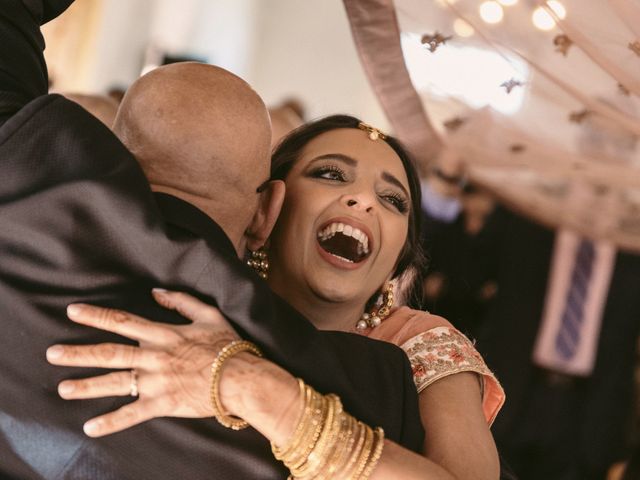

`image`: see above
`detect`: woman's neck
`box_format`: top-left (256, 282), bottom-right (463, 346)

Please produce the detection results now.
top-left (268, 282), bottom-right (363, 332)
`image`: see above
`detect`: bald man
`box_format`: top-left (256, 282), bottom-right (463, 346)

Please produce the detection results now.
top-left (0, 2), bottom-right (424, 479)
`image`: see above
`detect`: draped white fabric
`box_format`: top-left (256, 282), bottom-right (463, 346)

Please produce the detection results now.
top-left (345, 0), bottom-right (640, 252)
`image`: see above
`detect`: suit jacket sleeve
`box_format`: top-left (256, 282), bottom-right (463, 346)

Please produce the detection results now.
top-left (0, 0), bottom-right (72, 117)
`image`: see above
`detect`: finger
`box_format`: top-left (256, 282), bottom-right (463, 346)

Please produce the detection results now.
top-left (66, 304), bottom-right (174, 344)
top-left (46, 343), bottom-right (159, 369)
top-left (58, 370), bottom-right (134, 400)
top-left (82, 399), bottom-right (159, 437)
top-left (152, 289), bottom-right (227, 326)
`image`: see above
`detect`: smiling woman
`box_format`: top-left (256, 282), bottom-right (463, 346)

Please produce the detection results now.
top-left (268, 115), bottom-right (426, 329)
top-left (48, 115), bottom-right (506, 479)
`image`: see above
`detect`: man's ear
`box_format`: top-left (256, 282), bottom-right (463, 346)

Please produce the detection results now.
top-left (246, 180), bottom-right (285, 251)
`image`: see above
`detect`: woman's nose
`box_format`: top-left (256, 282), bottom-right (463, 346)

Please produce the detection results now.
top-left (343, 194), bottom-right (374, 213)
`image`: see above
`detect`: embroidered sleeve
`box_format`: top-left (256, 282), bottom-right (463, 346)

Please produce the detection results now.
top-left (401, 326), bottom-right (505, 425)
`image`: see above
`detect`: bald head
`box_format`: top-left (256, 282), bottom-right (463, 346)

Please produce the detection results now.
top-left (113, 63), bottom-right (272, 249)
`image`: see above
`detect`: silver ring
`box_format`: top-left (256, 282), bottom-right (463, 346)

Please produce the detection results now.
top-left (129, 369), bottom-right (139, 397)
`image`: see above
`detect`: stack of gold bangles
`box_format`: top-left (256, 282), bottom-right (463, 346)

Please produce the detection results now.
top-left (210, 341), bottom-right (385, 478)
top-left (271, 379), bottom-right (385, 480)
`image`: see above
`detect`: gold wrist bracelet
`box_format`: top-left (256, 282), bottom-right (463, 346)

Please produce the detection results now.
top-left (360, 427), bottom-right (385, 479)
top-left (271, 379), bottom-right (386, 480)
top-left (209, 339), bottom-right (263, 430)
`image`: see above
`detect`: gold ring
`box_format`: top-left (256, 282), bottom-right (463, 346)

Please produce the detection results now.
top-left (130, 369), bottom-right (139, 397)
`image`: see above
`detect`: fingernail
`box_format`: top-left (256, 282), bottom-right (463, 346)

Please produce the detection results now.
top-left (47, 345), bottom-right (64, 359)
top-left (67, 304), bottom-right (83, 317)
top-left (152, 288), bottom-right (168, 295)
top-left (59, 382), bottom-right (75, 395)
top-left (83, 420), bottom-right (100, 436)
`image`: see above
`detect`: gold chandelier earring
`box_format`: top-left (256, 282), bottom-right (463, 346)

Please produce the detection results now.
top-left (356, 282), bottom-right (395, 331)
top-left (247, 247), bottom-right (269, 279)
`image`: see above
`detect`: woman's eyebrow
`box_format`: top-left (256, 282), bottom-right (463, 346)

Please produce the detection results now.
top-left (310, 154), bottom-right (409, 196)
top-left (382, 171), bottom-right (409, 197)
top-left (309, 153), bottom-right (358, 166)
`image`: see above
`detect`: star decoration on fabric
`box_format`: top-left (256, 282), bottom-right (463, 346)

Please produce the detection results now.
top-left (421, 32), bottom-right (452, 53)
top-left (618, 83), bottom-right (631, 96)
top-left (629, 41), bottom-right (640, 57)
top-left (500, 78), bottom-right (525, 94)
top-left (443, 116), bottom-right (467, 131)
top-left (569, 109), bottom-right (591, 123)
top-left (510, 143), bottom-right (526, 153)
top-left (553, 34), bottom-right (573, 56)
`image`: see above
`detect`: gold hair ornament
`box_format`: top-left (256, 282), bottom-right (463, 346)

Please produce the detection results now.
top-left (357, 122), bottom-right (387, 141)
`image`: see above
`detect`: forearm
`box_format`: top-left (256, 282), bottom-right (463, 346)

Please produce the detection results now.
top-left (219, 353), bottom-right (302, 447)
top-left (219, 357), bottom-right (488, 479)
top-left (419, 373), bottom-right (500, 480)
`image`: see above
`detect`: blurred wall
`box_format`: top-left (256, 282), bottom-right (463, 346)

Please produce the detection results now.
top-left (43, 0), bottom-right (387, 127)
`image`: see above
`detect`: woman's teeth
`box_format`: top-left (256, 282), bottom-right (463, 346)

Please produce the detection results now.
top-left (317, 222), bottom-right (370, 255)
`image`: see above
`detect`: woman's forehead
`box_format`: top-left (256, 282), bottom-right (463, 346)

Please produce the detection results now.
top-left (298, 128), bottom-right (408, 179)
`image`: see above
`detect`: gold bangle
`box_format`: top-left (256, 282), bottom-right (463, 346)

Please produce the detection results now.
top-left (271, 380), bottom-right (385, 480)
top-left (319, 411), bottom-right (353, 479)
top-left (293, 394), bottom-right (340, 478)
top-left (351, 423), bottom-right (375, 479)
top-left (342, 419), bottom-right (367, 478)
top-left (360, 427), bottom-right (385, 479)
top-left (272, 379), bottom-right (310, 459)
top-left (209, 339), bottom-right (263, 430)
top-left (281, 387), bottom-right (326, 471)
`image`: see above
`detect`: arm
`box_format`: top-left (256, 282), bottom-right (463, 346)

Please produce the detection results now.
top-left (418, 374), bottom-right (500, 480)
top-left (0, 0), bottom-right (72, 116)
top-left (48, 291), bottom-right (497, 479)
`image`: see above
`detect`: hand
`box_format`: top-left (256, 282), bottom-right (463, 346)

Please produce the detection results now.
top-left (46, 289), bottom-right (241, 437)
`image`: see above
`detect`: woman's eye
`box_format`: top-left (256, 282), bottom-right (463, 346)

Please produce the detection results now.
top-left (382, 193), bottom-right (409, 213)
top-left (313, 165), bottom-right (347, 181)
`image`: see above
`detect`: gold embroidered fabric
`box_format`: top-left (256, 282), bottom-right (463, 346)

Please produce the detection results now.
top-left (401, 326), bottom-right (505, 425)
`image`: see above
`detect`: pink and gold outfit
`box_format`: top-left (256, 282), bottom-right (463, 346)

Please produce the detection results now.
top-left (366, 307), bottom-right (505, 425)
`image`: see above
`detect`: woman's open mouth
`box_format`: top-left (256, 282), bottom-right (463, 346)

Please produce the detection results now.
top-left (316, 221), bottom-right (372, 266)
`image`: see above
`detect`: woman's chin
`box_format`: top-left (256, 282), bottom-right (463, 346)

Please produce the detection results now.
top-left (308, 281), bottom-right (369, 305)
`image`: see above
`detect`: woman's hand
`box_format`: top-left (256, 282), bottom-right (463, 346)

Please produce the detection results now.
top-left (46, 289), bottom-right (242, 437)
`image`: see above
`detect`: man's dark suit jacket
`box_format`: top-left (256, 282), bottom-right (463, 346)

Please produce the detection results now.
top-left (0, 2), bottom-right (423, 478)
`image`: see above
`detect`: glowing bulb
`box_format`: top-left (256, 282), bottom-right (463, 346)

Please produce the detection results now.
top-left (479, 1), bottom-right (504, 24)
top-left (547, 0), bottom-right (567, 19)
top-left (453, 18), bottom-right (475, 37)
top-left (532, 7), bottom-right (555, 30)
top-left (497, 0), bottom-right (518, 6)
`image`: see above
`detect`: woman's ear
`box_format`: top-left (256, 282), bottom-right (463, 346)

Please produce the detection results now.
top-left (245, 180), bottom-right (285, 251)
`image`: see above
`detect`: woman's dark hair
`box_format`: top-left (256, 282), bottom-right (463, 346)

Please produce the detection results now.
top-left (271, 114), bottom-right (426, 308)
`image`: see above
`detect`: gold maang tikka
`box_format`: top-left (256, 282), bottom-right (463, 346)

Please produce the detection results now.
top-left (357, 122), bottom-right (388, 141)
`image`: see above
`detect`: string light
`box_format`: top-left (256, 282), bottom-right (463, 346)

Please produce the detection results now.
top-left (497, 0), bottom-right (518, 6)
top-left (479, 1), bottom-right (504, 24)
top-left (453, 18), bottom-right (475, 37)
top-left (532, 1), bottom-right (567, 31)
top-left (548, 1), bottom-right (567, 19)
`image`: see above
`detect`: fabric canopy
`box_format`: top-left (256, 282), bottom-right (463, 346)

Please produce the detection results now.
top-left (344, 0), bottom-right (640, 253)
